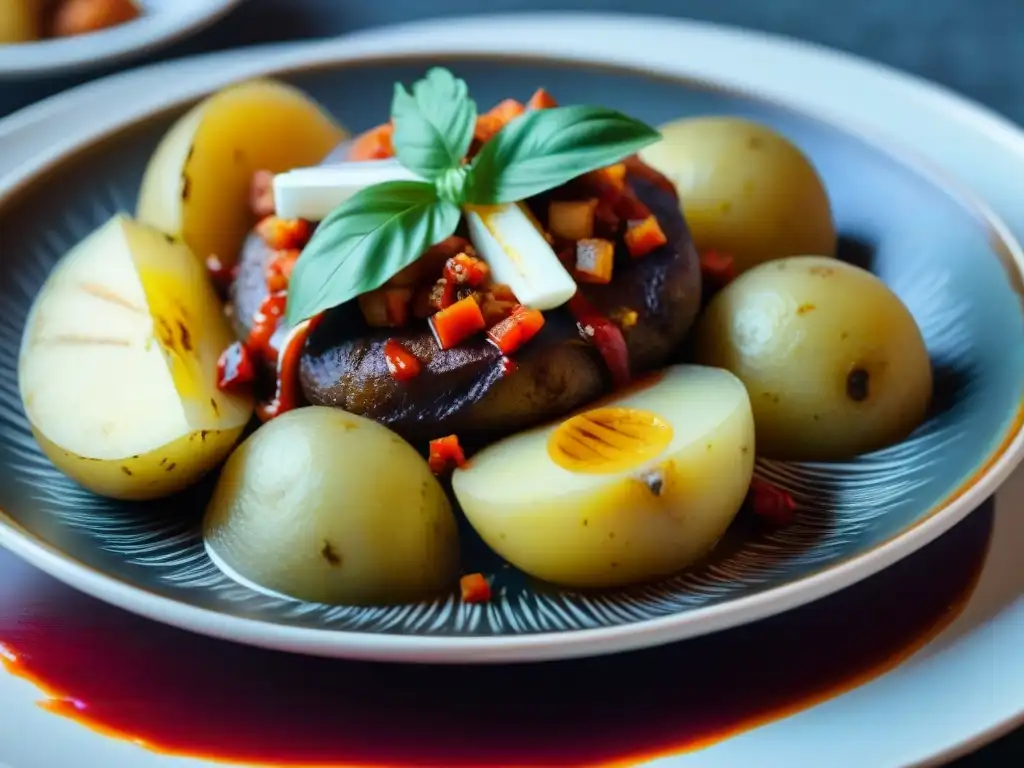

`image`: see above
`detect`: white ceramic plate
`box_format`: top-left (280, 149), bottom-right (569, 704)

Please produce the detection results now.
top-left (0, 0), bottom-right (243, 79)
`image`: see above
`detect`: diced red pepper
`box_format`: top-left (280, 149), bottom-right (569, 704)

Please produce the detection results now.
top-left (256, 217), bottom-right (312, 251)
top-left (748, 478), bottom-right (797, 527)
top-left (574, 238), bottom-right (616, 284)
top-left (487, 306), bottom-right (545, 355)
top-left (349, 122), bottom-right (394, 161)
top-left (475, 99), bottom-right (526, 144)
top-left (460, 573), bottom-right (492, 603)
top-left (443, 253), bottom-right (490, 287)
top-left (700, 250), bottom-right (737, 286)
top-left (246, 292), bottom-right (287, 359)
top-left (624, 215), bottom-right (668, 258)
top-left (382, 339), bottom-right (422, 381)
top-left (205, 253), bottom-right (237, 294)
top-left (568, 293), bottom-right (631, 387)
top-left (264, 249), bottom-right (300, 293)
top-left (526, 88), bottom-right (558, 110)
top-left (430, 296), bottom-right (486, 349)
top-left (216, 341), bottom-right (256, 392)
top-left (429, 434), bottom-right (466, 475)
top-left (249, 170), bottom-right (276, 218)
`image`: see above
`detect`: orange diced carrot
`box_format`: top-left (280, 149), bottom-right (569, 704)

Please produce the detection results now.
top-left (474, 99), bottom-right (526, 143)
top-left (624, 215), bottom-right (667, 258)
top-left (549, 199), bottom-right (599, 241)
top-left (430, 296), bottom-right (486, 349)
top-left (526, 88), bottom-right (558, 110)
top-left (429, 435), bottom-right (466, 475)
top-left (487, 306), bottom-right (545, 355)
top-left (349, 122), bottom-right (394, 161)
top-left (574, 238), bottom-right (616, 284)
top-left (460, 572), bottom-right (492, 603)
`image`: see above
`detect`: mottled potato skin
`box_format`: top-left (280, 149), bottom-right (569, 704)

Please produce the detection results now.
top-left (694, 256), bottom-right (933, 461)
top-left (295, 174), bottom-right (701, 447)
top-left (640, 117), bottom-right (836, 274)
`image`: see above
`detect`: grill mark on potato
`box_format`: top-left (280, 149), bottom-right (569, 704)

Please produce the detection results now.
top-left (79, 282), bottom-right (147, 314)
top-left (47, 334), bottom-right (132, 347)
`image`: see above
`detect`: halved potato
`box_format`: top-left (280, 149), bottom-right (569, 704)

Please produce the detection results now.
top-left (136, 78), bottom-right (346, 266)
top-left (452, 365), bottom-right (755, 588)
top-left (19, 214), bottom-right (254, 500)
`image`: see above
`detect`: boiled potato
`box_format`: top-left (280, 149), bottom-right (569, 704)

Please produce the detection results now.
top-left (19, 214), bottom-right (254, 500)
top-left (640, 117), bottom-right (836, 274)
top-left (695, 256), bottom-right (932, 460)
top-left (453, 366), bottom-right (754, 588)
top-left (203, 407), bottom-right (461, 606)
top-left (136, 79), bottom-right (346, 266)
top-left (0, 0), bottom-right (41, 43)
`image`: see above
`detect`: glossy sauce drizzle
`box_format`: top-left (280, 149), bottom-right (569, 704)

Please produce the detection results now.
top-left (0, 507), bottom-right (992, 767)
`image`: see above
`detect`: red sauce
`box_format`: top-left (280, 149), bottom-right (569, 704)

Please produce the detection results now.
top-left (0, 506), bottom-right (992, 767)
top-left (568, 293), bottom-right (631, 387)
top-left (255, 316), bottom-right (317, 422)
top-left (247, 292), bottom-right (288, 364)
top-left (383, 339), bottom-right (422, 381)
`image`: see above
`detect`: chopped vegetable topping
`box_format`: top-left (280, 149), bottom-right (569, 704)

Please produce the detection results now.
top-left (549, 199), bottom-right (599, 241)
top-left (247, 293), bottom-right (287, 360)
top-left (487, 306), bottom-right (546, 355)
top-left (624, 215), bottom-right (668, 258)
top-left (383, 339), bottom-right (422, 381)
top-left (501, 356), bottom-right (519, 376)
top-left (613, 190), bottom-right (652, 221)
top-left (429, 434), bottom-right (466, 475)
top-left (623, 155), bottom-right (679, 199)
top-left (265, 249), bottom-right (300, 293)
top-left (588, 162), bottom-right (627, 191)
top-left (460, 572), bottom-right (492, 603)
top-left (430, 295), bottom-right (487, 350)
top-left (526, 88), bottom-right (558, 110)
top-left (249, 170), bottom-right (276, 217)
top-left (443, 253), bottom-right (490, 287)
top-left (610, 307), bottom-right (639, 329)
top-left (568, 293), bottom-right (631, 387)
top-left (475, 99), bottom-right (526, 144)
top-left (256, 216), bottom-right (312, 251)
top-left (748, 478), bottom-right (797, 527)
top-left (358, 287), bottom-right (413, 328)
top-left (216, 342), bottom-right (256, 392)
top-left (205, 253), bottom-right (236, 294)
top-left (574, 238), bottom-right (616, 284)
top-left (349, 122), bottom-right (395, 161)
top-left (700, 250), bottom-right (737, 287)
top-left (428, 278), bottom-right (456, 313)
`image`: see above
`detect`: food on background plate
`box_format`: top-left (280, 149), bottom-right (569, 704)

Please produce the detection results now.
top-left (204, 407), bottom-right (460, 605)
top-left (18, 215), bottom-right (254, 501)
top-left (136, 79), bottom-right (346, 274)
top-left (0, 0), bottom-right (140, 43)
top-left (640, 117), bottom-right (836, 275)
top-left (17, 66), bottom-right (934, 605)
top-left (695, 256), bottom-right (933, 461)
top-left (454, 365), bottom-right (755, 587)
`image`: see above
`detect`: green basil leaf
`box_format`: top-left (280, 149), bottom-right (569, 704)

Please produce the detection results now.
top-left (391, 67), bottom-right (477, 180)
top-left (284, 181), bottom-right (461, 326)
top-left (466, 105), bottom-right (661, 204)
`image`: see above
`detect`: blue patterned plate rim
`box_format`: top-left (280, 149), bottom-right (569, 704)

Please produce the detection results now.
top-left (0, 15), bottom-right (1022, 663)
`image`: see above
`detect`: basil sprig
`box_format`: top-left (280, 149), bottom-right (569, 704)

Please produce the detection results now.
top-left (285, 68), bottom-right (661, 327)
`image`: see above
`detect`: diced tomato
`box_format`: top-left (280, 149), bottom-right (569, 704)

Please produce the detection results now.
top-left (568, 293), bottom-right (631, 387)
top-left (700, 250), bottom-right (737, 286)
top-left (430, 296), bottom-right (486, 349)
top-left (429, 434), bottom-right (466, 475)
top-left (249, 170), bottom-right (276, 217)
top-left (349, 122), bottom-right (394, 160)
top-left (460, 573), bottom-right (492, 603)
top-left (216, 341), bottom-right (256, 392)
top-left (256, 217), bottom-right (312, 251)
top-left (383, 339), bottom-right (422, 381)
top-left (443, 253), bottom-right (490, 287)
top-left (475, 99), bottom-right (526, 144)
top-left (624, 215), bottom-right (668, 258)
top-left (487, 306), bottom-right (545, 355)
top-left (246, 292), bottom-right (287, 359)
top-left (748, 478), bottom-right (797, 527)
top-left (526, 88), bottom-right (558, 110)
top-left (264, 249), bottom-right (300, 293)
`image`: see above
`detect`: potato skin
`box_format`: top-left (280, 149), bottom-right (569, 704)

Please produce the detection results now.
top-left (296, 173), bottom-right (701, 446)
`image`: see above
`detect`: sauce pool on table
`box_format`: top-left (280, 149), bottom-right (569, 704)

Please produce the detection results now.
top-left (0, 507), bottom-right (993, 768)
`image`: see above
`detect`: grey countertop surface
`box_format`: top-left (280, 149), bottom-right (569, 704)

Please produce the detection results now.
top-left (1, 0), bottom-right (1021, 764)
